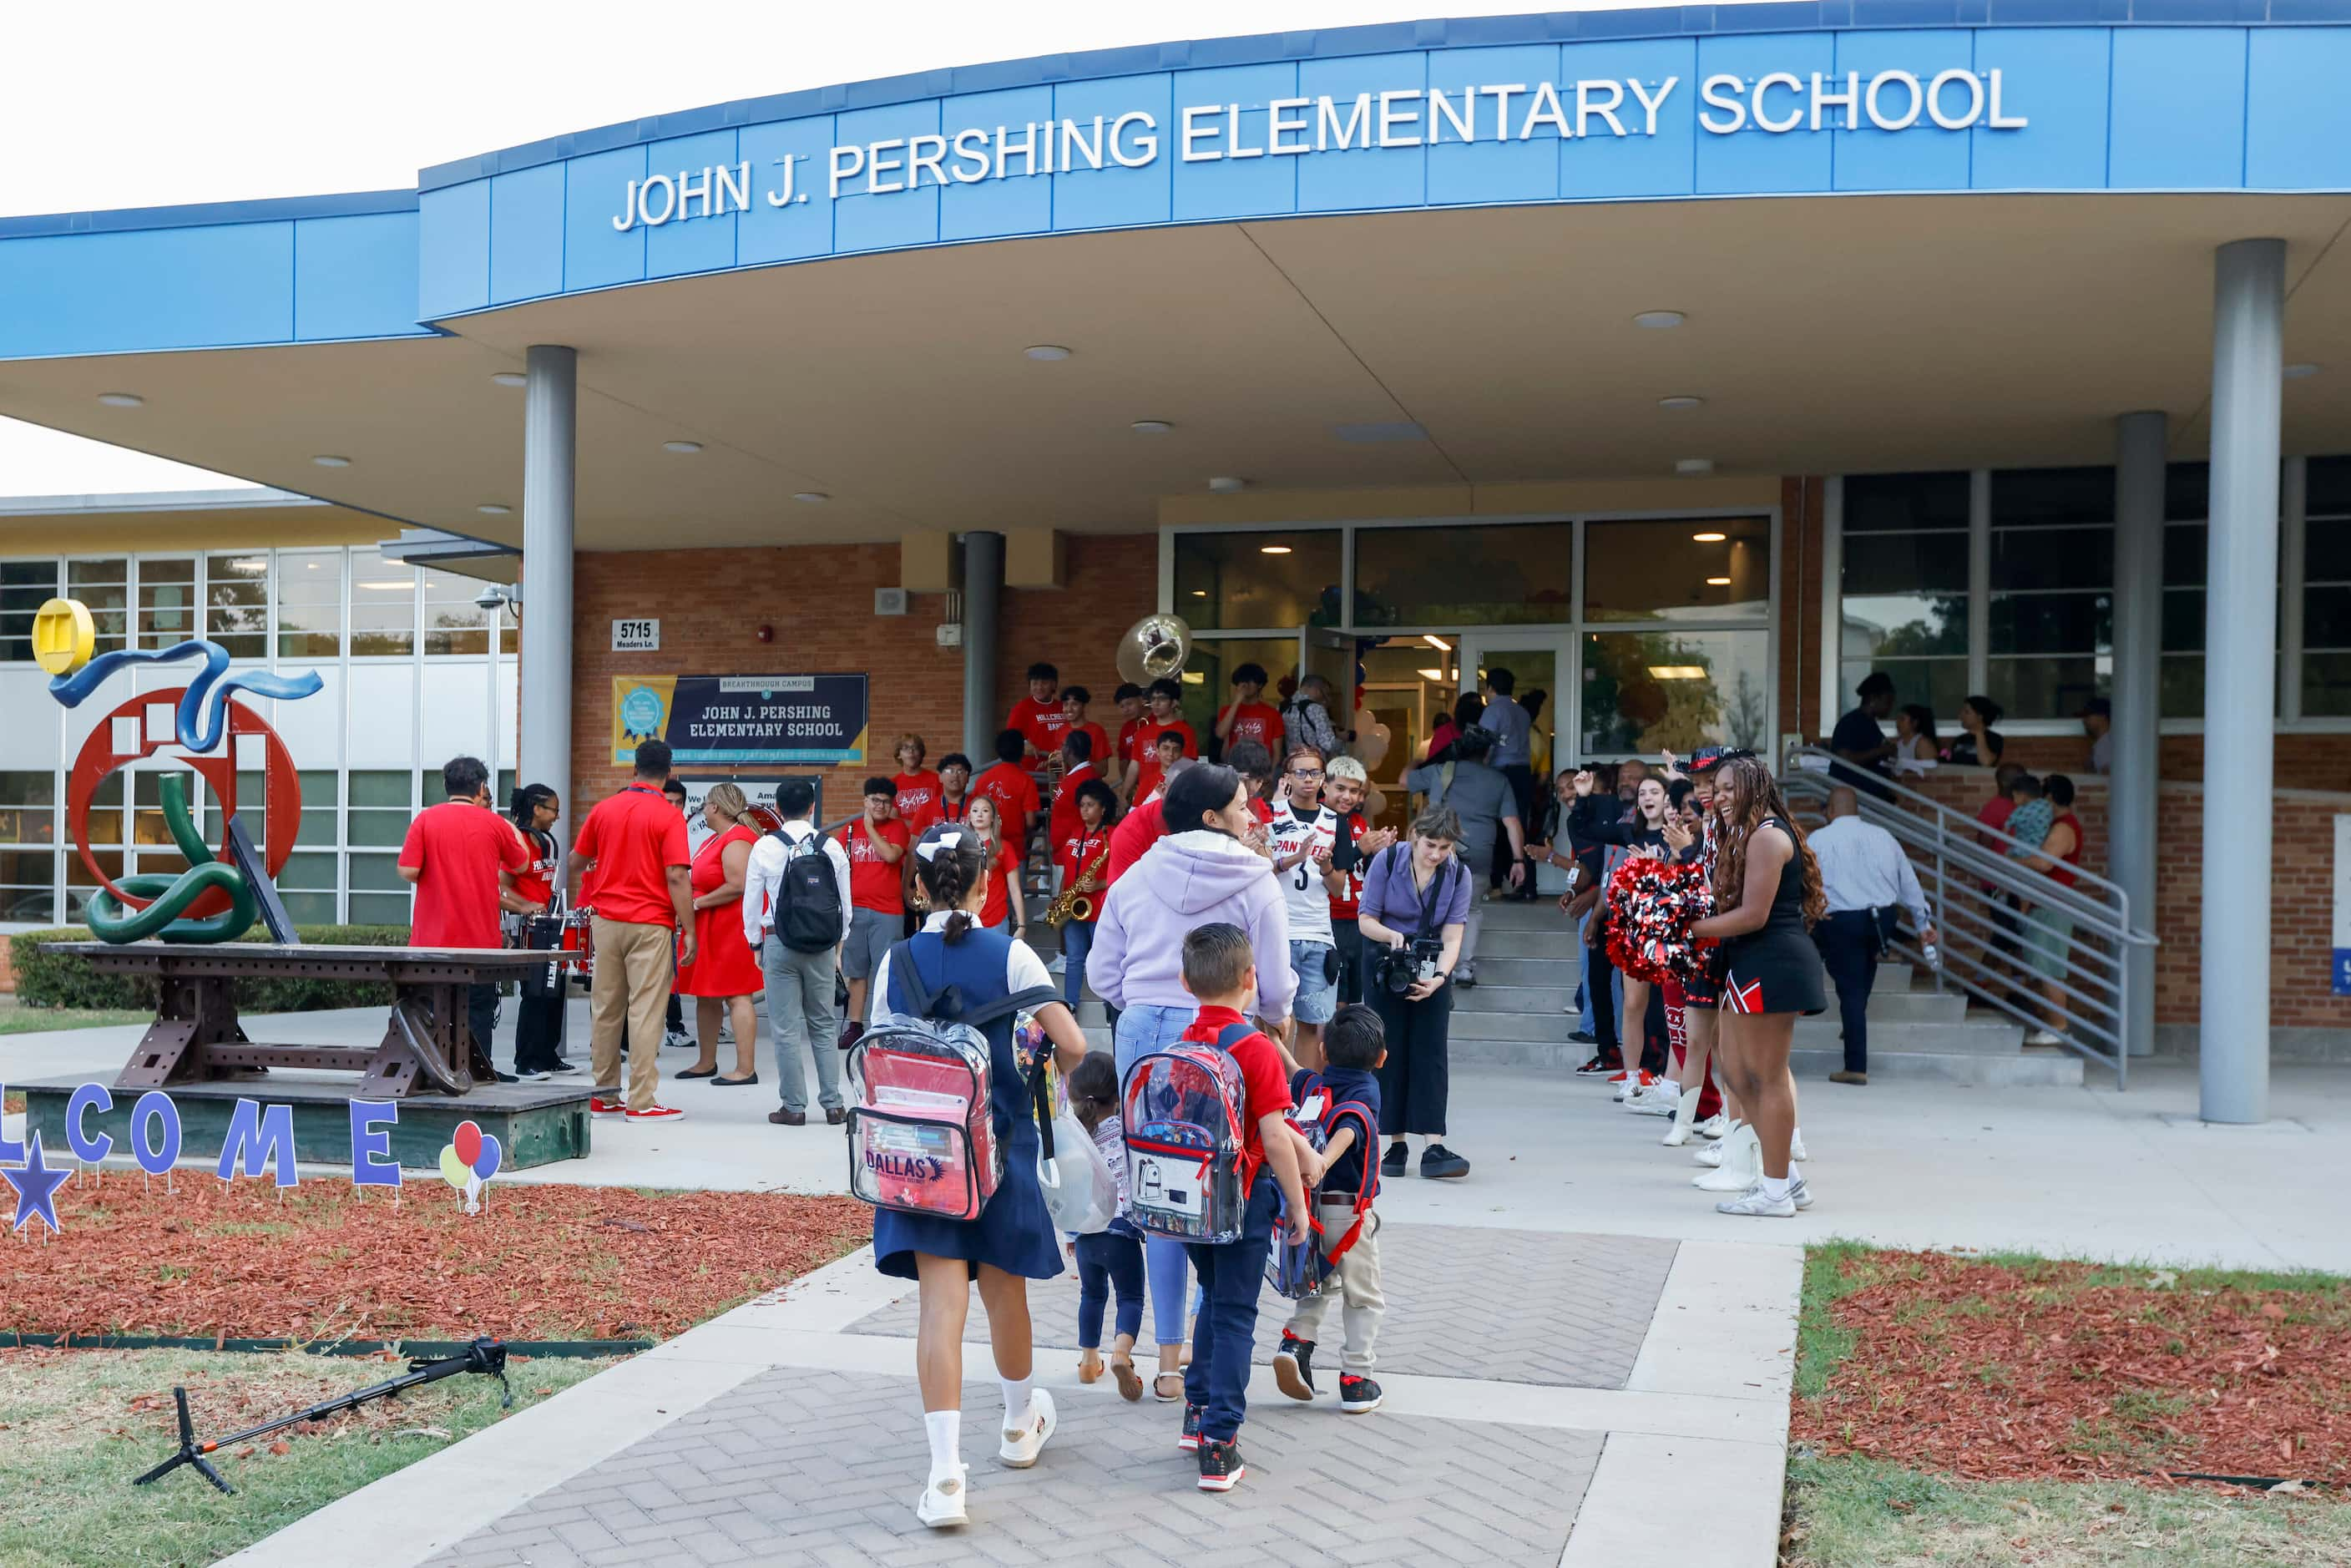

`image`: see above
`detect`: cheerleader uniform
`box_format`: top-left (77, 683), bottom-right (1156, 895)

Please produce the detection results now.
top-left (1718, 817), bottom-right (1828, 1016)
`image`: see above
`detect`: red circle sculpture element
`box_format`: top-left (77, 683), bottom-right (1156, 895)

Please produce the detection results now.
top-left (66, 688), bottom-right (300, 918)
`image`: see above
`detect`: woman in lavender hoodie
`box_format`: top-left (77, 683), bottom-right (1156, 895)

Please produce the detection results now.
top-left (1085, 761), bottom-right (1294, 1401)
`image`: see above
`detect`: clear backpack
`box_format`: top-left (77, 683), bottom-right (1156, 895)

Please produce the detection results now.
top-left (1120, 1021), bottom-right (1256, 1244)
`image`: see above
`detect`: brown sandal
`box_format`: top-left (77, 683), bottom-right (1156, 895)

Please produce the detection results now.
top-left (1077, 1353), bottom-right (1103, 1384)
top-left (1110, 1353), bottom-right (1143, 1403)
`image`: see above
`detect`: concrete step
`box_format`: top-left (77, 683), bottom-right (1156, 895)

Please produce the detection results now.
top-left (1473, 928), bottom-right (1578, 959)
top-left (1468, 955), bottom-right (1586, 986)
top-left (1873, 961), bottom-right (1915, 994)
top-left (1455, 982), bottom-right (1575, 1014)
top-left (1793, 1016), bottom-right (2024, 1055)
top-left (1449, 1009), bottom-right (1579, 1043)
top-left (1469, 898), bottom-right (1578, 931)
top-left (1850, 990), bottom-right (1969, 1024)
top-left (1443, 1035), bottom-right (2084, 1085)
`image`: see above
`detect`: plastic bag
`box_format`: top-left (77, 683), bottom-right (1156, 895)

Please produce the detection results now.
top-left (1039, 1106), bottom-right (1117, 1235)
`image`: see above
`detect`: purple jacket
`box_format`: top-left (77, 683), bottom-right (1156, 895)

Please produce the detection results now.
top-left (1086, 829), bottom-right (1297, 1020)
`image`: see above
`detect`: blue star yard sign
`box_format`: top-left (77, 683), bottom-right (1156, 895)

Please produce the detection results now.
top-left (3, 1132), bottom-right (70, 1237)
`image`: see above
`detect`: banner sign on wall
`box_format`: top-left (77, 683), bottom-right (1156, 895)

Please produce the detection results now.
top-left (676, 775), bottom-right (825, 852)
top-left (612, 675), bottom-right (868, 766)
top-left (2334, 817), bottom-right (2351, 996)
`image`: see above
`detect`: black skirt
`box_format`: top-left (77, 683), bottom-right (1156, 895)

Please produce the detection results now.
top-left (1718, 928), bottom-right (1828, 1016)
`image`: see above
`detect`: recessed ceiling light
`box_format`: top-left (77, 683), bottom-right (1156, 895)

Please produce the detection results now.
top-left (1634, 311), bottom-right (1686, 329)
top-left (1260, 544), bottom-right (1292, 555)
top-left (1692, 531), bottom-right (1728, 543)
top-left (1648, 665), bottom-right (1707, 680)
top-left (1423, 635), bottom-right (1452, 651)
top-left (1706, 576), bottom-right (1732, 586)
top-left (1024, 345), bottom-right (1071, 361)
top-left (1659, 395), bottom-right (1705, 411)
top-left (1417, 667), bottom-right (1447, 683)
top-left (1676, 458), bottom-right (1715, 476)
top-left (1209, 477), bottom-right (1246, 493)
top-left (663, 441), bottom-right (702, 455)
top-left (792, 492), bottom-right (829, 503)
top-left (1191, 589), bottom-right (1209, 597)
top-left (98, 392), bottom-right (144, 408)
top-left (2285, 362), bottom-right (2321, 379)
top-left (491, 372), bottom-right (528, 387)
top-left (1130, 420), bottom-right (1173, 433)
top-left (478, 503), bottom-right (512, 516)
top-left (312, 454), bottom-right (352, 468)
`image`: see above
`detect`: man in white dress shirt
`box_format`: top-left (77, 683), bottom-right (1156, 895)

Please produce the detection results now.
top-left (743, 777), bottom-right (854, 1126)
top-left (1808, 787), bottom-right (1936, 1086)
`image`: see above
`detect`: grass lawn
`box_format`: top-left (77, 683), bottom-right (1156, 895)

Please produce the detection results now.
top-left (0, 1346), bottom-right (612, 1568)
top-left (1785, 1242), bottom-right (2351, 1565)
top-left (0, 996), bottom-right (151, 1036)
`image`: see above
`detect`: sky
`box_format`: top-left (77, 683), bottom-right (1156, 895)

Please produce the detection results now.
top-left (0, 0), bottom-right (1745, 497)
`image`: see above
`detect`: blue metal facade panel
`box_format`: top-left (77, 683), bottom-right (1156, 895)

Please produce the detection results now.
top-left (1051, 73), bottom-right (1175, 230)
top-left (736, 119), bottom-right (835, 265)
top-left (2106, 27), bottom-right (2247, 187)
top-left (1171, 62), bottom-right (1302, 220)
top-left (1296, 53), bottom-right (1430, 211)
top-left (1693, 33), bottom-right (1838, 193)
top-left (938, 86), bottom-right (1055, 240)
top-left (832, 100), bottom-right (943, 253)
top-left (0, 222), bottom-right (292, 357)
top-left (293, 212), bottom-right (426, 341)
top-left (2244, 27), bottom-right (2351, 186)
top-left (645, 129), bottom-right (742, 278)
top-left (1830, 29), bottom-right (1976, 190)
top-left (1425, 45), bottom-right (1565, 205)
top-left (562, 145), bottom-right (647, 292)
top-left (488, 164), bottom-right (564, 305)
top-left (417, 182), bottom-right (489, 319)
top-left (1558, 38), bottom-right (1700, 198)
top-left (1969, 28), bottom-right (2110, 187)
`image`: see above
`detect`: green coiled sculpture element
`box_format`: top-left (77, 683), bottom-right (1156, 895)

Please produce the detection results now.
top-left (85, 773), bottom-right (257, 943)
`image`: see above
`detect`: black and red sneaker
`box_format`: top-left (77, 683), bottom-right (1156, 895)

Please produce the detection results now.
top-left (1273, 1333), bottom-right (1317, 1401)
top-left (1338, 1374), bottom-right (1384, 1414)
top-left (1178, 1404), bottom-right (1202, 1453)
top-left (1196, 1437), bottom-right (1246, 1492)
top-left (1574, 1054), bottom-right (1620, 1078)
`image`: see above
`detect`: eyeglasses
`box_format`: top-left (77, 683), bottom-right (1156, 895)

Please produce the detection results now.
top-left (1289, 768), bottom-right (1324, 781)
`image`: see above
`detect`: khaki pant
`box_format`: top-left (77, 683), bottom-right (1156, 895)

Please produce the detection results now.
top-left (590, 917), bottom-right (673, 1112)
top-left (1284, 1201), bottom-right (1384, 1373)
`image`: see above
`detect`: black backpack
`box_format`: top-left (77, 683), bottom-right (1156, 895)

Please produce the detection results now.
top-left (770, 827), bottom-right (842, 953)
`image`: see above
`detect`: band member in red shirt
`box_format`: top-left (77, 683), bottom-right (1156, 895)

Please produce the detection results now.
top-left (399, 754), bottom-right (534, 1082)
top-left (1053, 780), bottom-right (1119, 1009)
top-left (1125, 678), bottom-right (1198, 802)
top-left (936, 753), bottom-right (974, 823)
top-left (973, 729), bottom-right (1043, 847)
top-left (1007, 661), bottom-right (1068, 779)
top-left (1059, 685), bottom-right (1111, 779)
top-left (891, 734), bottom-right (944, 836)
top-left (1215, 662), bottom-right (1285, 763)
top-left (836, 777), bottom-right (910, 1050)
top-left (1049, 729), bottom-right (1105, 852)
top-left (1113, 682), bottom-right (1149, 797)
top-left (967, 795), bottom-right (1026, 936)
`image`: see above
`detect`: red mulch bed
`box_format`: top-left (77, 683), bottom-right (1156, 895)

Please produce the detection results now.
top-left (0, 1176), bottom-right (867, 1343)
top-left (1794, 1249), bottom-right (2351, 1485)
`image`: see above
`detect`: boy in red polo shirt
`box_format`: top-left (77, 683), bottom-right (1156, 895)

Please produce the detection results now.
top-left (972, 729), bottom-right (1042, 847)
top-left (1171, 923), bottom-right (1313, 1494)
top-left (1214, 662), bottom-right (1284, 763)
top-left (1007, 661), bottom-right (1067, 778)
top-left (398, 754), bottom-right (533, 1082)
top-left (836, 777), bottom-right (910, 1050)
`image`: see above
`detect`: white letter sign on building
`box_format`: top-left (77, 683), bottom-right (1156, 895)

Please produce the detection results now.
top-left (610, 69), bottom-right (2028, 231)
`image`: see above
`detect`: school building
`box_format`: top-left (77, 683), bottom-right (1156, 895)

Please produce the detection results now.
top-left (6, 3), bottom-right (2351, 1120)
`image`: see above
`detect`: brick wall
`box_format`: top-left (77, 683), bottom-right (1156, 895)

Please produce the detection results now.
top-left (569, 534), bottom-right (1155, 819)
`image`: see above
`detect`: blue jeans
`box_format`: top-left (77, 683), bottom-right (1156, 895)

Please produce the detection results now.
top-left (1114, 1003), bottom-right (1199, 1347)
top-left (1574, 924), bottom-right (1597, 1036)
top-left (1059, 919), bottom-right (1095, 1010)
top-left (1075, 1220), bottom-right (1145, 1349)
top-left (1184, 1172), bottom-right (1279, 1442)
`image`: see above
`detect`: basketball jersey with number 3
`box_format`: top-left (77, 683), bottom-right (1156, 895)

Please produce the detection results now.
top-left (1269, 803), bottom-right (1338, 946)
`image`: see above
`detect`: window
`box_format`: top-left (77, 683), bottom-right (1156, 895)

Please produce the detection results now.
top-left (346, 770), bottom-right (414, 847)
top-left (68, 558), bottom-right (129, 655)
top-left (63, 848), bottom-right (124, 923)
top-left (279, 852), bottom-right (339, 926)
top-left (1174, 530), bottom-right (1341, 630)
top-left (138, 557), bottom-right (198, 648)
top-left (1353, 522), bottom-right (1573, 627)
top-left (1987, 468), bottom-right (2111, 721)
top-left (350, 551), bottom-right (416, 656)
top-left (421, 567), bottom-right (491, 656)
top-left (1838, 473), bottom-right (1970, 720)
top-left (295, 771), bottom-right (339, 847)
top-left (206, 553), bottom-right (269, 658)
top-left (2304, 458), bottom-right (2351, 716)
top-left (278, 549), bottom-right (343, 658)
top-left (1, 561), bottom-right (58, 663)
top-left (1582, 517), bottom-right (1770, 624)
top-left (346, 850), bottom-right (412, 927)
top-left (0, 849), bottom-right (55, 923)
top-left (0, 771), bottom-right (56, 924)
top-left (81, 773), bottom-right (124, 846)
top-left (1180, 636), bottom-right (1301, 755)
top-left (1581, 630), bottom-right (1772, 755)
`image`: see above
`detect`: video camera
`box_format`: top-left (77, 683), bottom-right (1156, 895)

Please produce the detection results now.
top-left (1374, 934), bottom-right (1447, 994)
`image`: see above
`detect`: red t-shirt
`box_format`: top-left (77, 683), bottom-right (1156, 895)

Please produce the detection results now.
top-left (1116, 716), bottom-right (1149, 774)
top-left (1248, 796), bottom-right (1275, 825)
top-left (839, 817), bottom-right (911, 914)
top-left (1216, 701), bottom-right (1285, 758)
top-left (892, 771), bottom-right (944, 836)
top-left (1050, 759), bottom-right (1101, 850)
top-left (398, 801), bottom-right (529, 948)
top-left (1055, 825), bottom-right (1113, 924)
top-left (512, 824), bottom-right (559, 909)
top-left (1329, 809), bottom-right (1369, 919)
top-left (1008, 695), bottom-right (1069, 766)
top-left (1105, 794), bottom-right (1169, 885)
top-left (979, 839), bottom-right (1020, 928)
top-left (1180, 1004), bottom-right (1292, 1182)
top-left (1132, 717), bottom-right (1198, 799)
top-left (972, 761), bottom-right (1040, 833)
top-left (1062, 719), bottom-right (1112, 776)
top-left (573, 785), bottom-right (690, 926)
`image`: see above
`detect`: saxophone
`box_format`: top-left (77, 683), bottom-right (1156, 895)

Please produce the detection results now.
top-left (1044, 840), bottom-right (1112, 928)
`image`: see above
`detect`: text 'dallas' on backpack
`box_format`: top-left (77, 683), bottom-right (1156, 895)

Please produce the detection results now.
top-left (1266, 1069), bottom-right (1380, 1300)
top-left (1120, 1021), bottom-right (1257, 1245)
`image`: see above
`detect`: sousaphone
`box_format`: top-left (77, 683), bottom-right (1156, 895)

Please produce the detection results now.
top-left (1115, 613), bottom-right (1193, 686)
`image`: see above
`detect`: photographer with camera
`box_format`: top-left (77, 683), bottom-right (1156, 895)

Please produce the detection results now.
top-left (1402, 725), bottom-right (1524, 989)
top-left (1357, 806), bottom-right (1474, 1181)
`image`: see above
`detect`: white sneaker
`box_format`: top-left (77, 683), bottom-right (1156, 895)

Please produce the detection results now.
top-left (1692, 1114), bottom-right (1729, 1140)
top-left (1715, 1183), bottom-right (1797, 1217)
top-left (1628, 1087), bottom-right (1681, 1117)
top-left (1791, 1174), bottom-right (1813, 1211)
top-left (998, 1388), bottom-right (1055, 1469)
top-left (1791, 1130), bottom-right (1810, 1162)
top-left (1694, 1139), bottom-right (1728, 1167)
top-left (915, 1466), bottom-right (968, 1528)
top-left (2025, 1029), bottom-right (2060, 1046)
top-left (1612, 1070), bottom-right (1653, 1103)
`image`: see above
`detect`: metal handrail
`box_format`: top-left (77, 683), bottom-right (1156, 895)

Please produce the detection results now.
top-left (1780, 744), bottom-right (2157, 1089)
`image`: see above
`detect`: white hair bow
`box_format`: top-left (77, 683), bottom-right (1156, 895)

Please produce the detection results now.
top-left (917, 828), bottom-right (967, 862)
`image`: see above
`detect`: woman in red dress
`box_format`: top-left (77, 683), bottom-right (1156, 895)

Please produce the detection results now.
top-left (676, 781), bottom-right (764, 1085)
top-left (966, 795), bottom-right (1028, 940)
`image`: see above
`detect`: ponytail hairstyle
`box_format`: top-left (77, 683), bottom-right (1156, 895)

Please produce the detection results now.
top-left (911, 822), bottom-right (991, 944)
top-left (1066, 1050), bottom-right (1120, 1135)
top-left (1710, 755), bottom-right (1827, 930)
top-left (509, 782), bottom-right (557, 830)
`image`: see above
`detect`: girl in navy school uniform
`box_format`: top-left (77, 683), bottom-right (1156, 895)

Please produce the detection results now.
top-left (871, 822), bottom-right (1090, 1530)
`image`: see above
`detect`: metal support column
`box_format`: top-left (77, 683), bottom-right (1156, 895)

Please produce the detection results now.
top-left (2111, 411), bottom-right (2165, 1060)
top-left (520, 345), bottom-right (577, 846)
top-left (2200, 239), bottom-right (2286, 1125)
top-left (961, 531), bottom-right (1004, 763)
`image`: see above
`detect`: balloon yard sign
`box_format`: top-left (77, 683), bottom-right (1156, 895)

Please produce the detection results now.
top-left (0, 1081), bottom-right (502, 1236)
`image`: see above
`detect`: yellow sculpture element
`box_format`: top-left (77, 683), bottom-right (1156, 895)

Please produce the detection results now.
top-left (31, 598), bottom-right (94, 676)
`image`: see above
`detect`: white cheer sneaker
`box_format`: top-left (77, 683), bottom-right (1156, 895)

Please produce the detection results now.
top-left (999, 1388), bottom-right (1056, 1469)
top-left (1693, 1124), bottom-right (1764, 1191)
top-left (1692, 1114), bottom-right (1729, 1140)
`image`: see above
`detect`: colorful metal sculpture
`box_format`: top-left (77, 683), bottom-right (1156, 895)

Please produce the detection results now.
top-left (38, 598), bottom-right (322, 943)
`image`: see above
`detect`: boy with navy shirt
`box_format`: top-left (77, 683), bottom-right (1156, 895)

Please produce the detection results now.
top-left (1274, 1003), bottom-right (1389, 1414)
top-left (1171, 923), bottom-right (1315, 1493)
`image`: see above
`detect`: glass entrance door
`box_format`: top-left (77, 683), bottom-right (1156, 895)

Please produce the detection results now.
top-left (1454, 633), bottom-right (1575, 783)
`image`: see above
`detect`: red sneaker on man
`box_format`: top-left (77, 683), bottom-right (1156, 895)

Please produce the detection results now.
top-left (589, 1096), bottom-right (626, 1117)
top-left (626, 1104), bottom-right (685, 1121)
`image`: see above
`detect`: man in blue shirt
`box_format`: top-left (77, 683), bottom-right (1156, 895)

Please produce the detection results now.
top-left (1479, 668), bottom-right (1535, 898)
top-left (1830, 672), bottom-right (1899, 801)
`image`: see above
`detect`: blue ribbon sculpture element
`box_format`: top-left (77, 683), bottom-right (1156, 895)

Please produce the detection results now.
top-left (48, 639), bottom-right (324, 751)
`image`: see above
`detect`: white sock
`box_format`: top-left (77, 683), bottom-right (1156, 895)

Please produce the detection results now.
top-left (1762, 1173), bottom-right (1792, 1201)
top-left (924, 1410), bottom-right (961, 1482)
top-left (999, 1376), bottom-right (1033, 1429)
